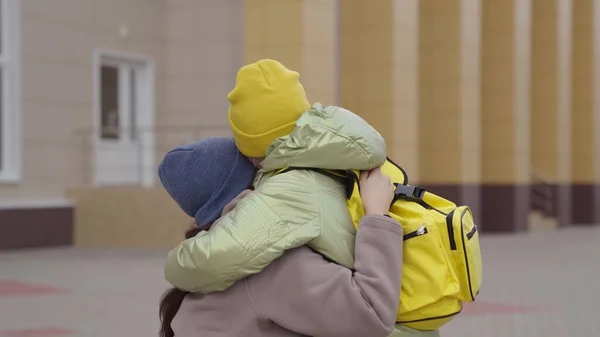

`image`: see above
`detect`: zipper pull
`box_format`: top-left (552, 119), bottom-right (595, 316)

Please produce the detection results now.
top-left (416, 225), bottom-right (426, 235)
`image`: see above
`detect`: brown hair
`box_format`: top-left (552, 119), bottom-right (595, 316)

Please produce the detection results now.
top-left (159, 226), bottom-right (202, 337)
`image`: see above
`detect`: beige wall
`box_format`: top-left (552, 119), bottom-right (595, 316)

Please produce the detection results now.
top-left (0, 0), bottom-right (167, 201)
top-left (2, 1), bottom-right (600, 236)
top-left (68, 187), bottom-right (190, 249)
top-left (0, 0), bottom-right (245, 201)
top-left (160, 0), bottom-right (244, 154)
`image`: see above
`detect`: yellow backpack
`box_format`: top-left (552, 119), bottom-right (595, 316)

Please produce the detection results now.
top-left (279, 158), bottom-right (483, 331)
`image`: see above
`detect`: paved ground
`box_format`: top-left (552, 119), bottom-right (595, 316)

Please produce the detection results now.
top-left (0, 226), bottom-right (599, 337)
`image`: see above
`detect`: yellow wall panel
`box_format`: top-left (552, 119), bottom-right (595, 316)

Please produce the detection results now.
top-left (481, 0), bottom-right (516, 183)
top-left (531, 0), bottom-right (559, 178)
top-left (339, 0), bottom-right (396, 155)
top-left (571, 0), bottom-right (595, 183)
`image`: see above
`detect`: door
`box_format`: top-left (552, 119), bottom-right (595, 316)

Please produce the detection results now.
top-left (94, 52), bottom-right (155, 187)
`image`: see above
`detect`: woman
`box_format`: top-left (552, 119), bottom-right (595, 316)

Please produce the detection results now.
top-left (158, 137), bottom-right (404, 337)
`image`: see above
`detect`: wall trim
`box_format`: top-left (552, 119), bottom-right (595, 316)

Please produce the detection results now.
top-left (0, 199), bottom-right (73, 210)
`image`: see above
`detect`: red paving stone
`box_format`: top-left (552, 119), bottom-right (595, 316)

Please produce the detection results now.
top-left (462, 300), bottom-right (537, 315)
top-left (0, 328), bottom-right (76, 337)
top-left (0, 280), bottom-right (69, 298)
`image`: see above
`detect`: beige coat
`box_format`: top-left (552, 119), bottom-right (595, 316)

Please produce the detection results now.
top-left (172, 215), bottom-right (405, 337)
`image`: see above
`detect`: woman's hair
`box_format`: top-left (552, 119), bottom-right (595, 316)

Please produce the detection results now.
top-left (159, 226), bottom-right (203, 337)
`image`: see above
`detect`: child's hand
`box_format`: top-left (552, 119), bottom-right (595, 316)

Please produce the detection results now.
top-left (359, 167), bottom-right (395, 216)
top-left (221, 189), bottom-right (253, 216)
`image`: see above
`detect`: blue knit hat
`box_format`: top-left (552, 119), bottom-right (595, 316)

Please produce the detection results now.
top-left (158, 137), bottom-right (256, 228)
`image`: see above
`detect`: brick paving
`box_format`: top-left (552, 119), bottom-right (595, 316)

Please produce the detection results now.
top-left (0, 226), bottom-right (599, 337)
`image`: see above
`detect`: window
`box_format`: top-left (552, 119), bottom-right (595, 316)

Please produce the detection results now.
top-left (99, 61), bottom-right (138, 141)
top-left (0, 0), bottom-right (20, 182)
top-left (100, 65), bottom-right (120, 140)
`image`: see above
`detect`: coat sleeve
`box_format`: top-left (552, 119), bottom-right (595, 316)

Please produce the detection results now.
top-left (164, 170), bottom-right (324, 293)
top-left (247, 214), bottom-right (403, 337)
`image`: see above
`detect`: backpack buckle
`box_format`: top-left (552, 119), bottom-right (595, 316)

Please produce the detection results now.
top-left (394, 184), bottom-right (425, 201)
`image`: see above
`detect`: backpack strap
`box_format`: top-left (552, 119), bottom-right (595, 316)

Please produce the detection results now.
top-left (386, 156), bottom-right (409, 185)
top-left (274, 167), bottom-right (356, 199)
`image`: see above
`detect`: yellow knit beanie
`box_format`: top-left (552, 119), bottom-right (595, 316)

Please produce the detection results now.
top-left (228, 59), bottom-right (310, 157)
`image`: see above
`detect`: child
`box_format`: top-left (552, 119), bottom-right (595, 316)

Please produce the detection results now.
top-left (163, 60), bottom-right (439, 337)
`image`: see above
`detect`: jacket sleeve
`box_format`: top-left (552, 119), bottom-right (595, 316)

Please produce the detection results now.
top-left (248, 214), bottom-right (403, 337)
top-left (164, 170), bottom-right (323, 293)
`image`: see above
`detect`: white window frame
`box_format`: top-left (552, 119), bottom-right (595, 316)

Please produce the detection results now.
top-left (0, 0), bottom-right (21, 183)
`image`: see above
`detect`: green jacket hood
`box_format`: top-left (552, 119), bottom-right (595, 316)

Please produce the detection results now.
top-left (261, 103), bottom-right (387, 171)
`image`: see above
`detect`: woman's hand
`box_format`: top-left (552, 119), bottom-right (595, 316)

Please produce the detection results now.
top-left (359, 167), bottom-right (395, 216)
top-left (221, 189), bottom-right (253, 216)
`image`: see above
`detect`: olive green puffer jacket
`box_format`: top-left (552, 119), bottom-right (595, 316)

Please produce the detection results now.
top-left (164, 103), bottom-right (387, 293)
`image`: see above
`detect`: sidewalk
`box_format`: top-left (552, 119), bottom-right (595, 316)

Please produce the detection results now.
top-left (1, 226), bottom-right (599, 337)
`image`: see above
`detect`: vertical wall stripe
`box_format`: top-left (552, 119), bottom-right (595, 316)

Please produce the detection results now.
top-left (460, 0), bottom-right (482, 220)
top-left (460, 0), bottom-right (482, 183)
top-left (514, 0), bottom-right (533, 231)
top-left (557, 0), bottom-right (573, 227)
top-left (514, 0), bottom-right (532, 185)
top-left (334, 0), bottom-right (340, 105)
top-left (557, 0), bottom-right (573, 184)
top-left (392, 0), bottom-right (420, 180)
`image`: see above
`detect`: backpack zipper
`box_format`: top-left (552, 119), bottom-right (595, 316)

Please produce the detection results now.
top-left (445, 210), bottom-right (457, 250)
top-left (403, 225), bottom-right (428, 241)
top-left (460, 209), bottom-right (476, 301)
top-left (466, 225), bottom-right (478, 240)
top-left (398, 306), bottom-right (462, 324)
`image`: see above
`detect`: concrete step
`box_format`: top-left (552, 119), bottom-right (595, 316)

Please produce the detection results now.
top-left (528, 211), bottom-right (559, 232)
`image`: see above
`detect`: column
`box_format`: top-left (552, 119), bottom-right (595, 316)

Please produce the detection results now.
top-left (339, 0), bottom-right (420, 178)
top-left (481, 0), bottom-right (527, 232)
top-left (558, 0), bottom-right (573, 227)
top-left (339, 0), bottom-right (396, 155)
top-left (481, 0), bottom-right (532, 232)
top-left (531, 0), bottom-right (558, 181)
top-left (418, 0), bottom-right (462, 201)
top-left (417, 0), bottom-right (481, 215)
top-left (571, 0), bottom-right (596, 224)
top-left (460, 0), bottom-right (482, 222)
top-left (392, 0), bottom-right (420, 180)
top-left (531, 0), bottom-right (572, 227)
top-left (514, 0), bottom-right (534, 230)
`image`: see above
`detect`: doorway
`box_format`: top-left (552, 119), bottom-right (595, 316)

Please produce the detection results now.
top-left (93, 51), bottom-right (155, 187)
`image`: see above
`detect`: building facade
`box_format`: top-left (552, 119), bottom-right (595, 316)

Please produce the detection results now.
top-left (0, 0), bottom-right (599, 249)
